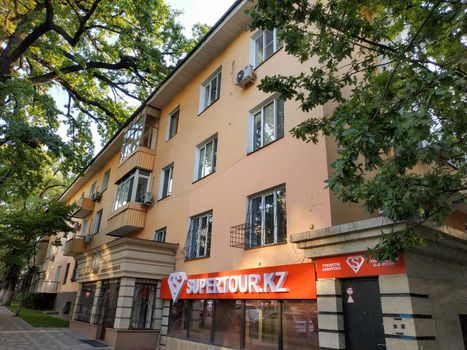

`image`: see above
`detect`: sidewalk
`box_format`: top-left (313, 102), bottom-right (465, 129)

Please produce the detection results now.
top-left (0, 306), bottom-right (113, 350)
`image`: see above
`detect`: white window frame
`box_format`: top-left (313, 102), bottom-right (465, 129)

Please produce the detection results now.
top-left (199, 68), bottom-right (222, 113)
top-left (154, 228), bottom-right (166, 242)
top-left (247, 185), bottom-right (286, 248)
top-left (113, 169), bottom-right (151, 211)
top-left (165, 107), bottom-right (180, 141)
top-left (251, 29), bottom-right (282, 68)
top-left (159, 163), bottom-right (174, 199)
top-left (186, 211), bottom-right (213, 259)
top-left (194, 135), bottom-right (217, 181)
top-left (248, 96), bottom-right (284, 152)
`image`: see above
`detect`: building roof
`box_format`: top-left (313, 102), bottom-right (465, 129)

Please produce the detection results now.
top-left (60, 0), bottom-right (251, 202)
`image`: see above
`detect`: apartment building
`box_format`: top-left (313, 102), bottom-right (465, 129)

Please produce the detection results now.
top-left (38, 1), bottom-right (467, 350)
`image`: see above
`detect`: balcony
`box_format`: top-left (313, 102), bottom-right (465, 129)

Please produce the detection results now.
top-left (71, 197), bottom-right (95, 219)
top-left (106, 202), bottom-right (147, 237)
top-left (63, 237), bottom-right (87, 257)
top-left (117, 146), bottom-right (156, 180)
top-left (34, 280), bottom-right (59, 294)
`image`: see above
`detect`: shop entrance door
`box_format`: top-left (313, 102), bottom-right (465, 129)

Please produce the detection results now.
top-left (96, 280), bottom-right (120, 340)
top-left (341, 277), bottom-right (386, 350)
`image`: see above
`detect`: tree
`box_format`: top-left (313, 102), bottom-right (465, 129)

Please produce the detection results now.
top-left (0, 0), bottom-right (201, 196)
top-left (0, 199), bottom-right (74, 311)
top-left (249, 0), bottom-right (467, 260)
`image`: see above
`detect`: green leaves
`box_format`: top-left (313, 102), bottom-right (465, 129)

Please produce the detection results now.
top-left (250, 0), bottom-right (467, 259)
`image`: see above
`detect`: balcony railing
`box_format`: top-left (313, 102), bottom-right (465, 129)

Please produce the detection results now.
top-left (71, 196), bottom-right (95, 219)
top-left (106, 202), bottom-right (146, 236)
top-left (230, 209), bottom-right (287, 249)
top-left (34, 280), bottom-right (59, 294)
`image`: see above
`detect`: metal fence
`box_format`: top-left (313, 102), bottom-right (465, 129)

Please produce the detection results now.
top-left (34, 280), bottom-right (59, 294)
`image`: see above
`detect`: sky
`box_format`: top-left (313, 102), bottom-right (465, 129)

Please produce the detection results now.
top-left (166, 0), bottom-right (235, 37)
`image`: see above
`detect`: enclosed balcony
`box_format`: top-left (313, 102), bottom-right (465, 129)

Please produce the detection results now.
top-left (106, 203), bottom-right (147, 237)
top-left (63, 237), bottom-right (87, 257)
top-left (71, 196), bottom-right (95, 219)
top-left (117, 146), bottom-right (156, 180)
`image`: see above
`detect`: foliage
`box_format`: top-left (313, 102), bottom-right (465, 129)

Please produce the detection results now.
top-left (249, 0), bottom-right (467, 260)
top-left (8, 303), bottom-right (70, 327)
top-left (0, 0), bottom-right (200, 197)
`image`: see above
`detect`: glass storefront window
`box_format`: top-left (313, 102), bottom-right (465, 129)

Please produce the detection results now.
top-left (167, 299), bottom-right (318, 349)
top-left (283, 301), bottom-right (319, 350)
top-left (189, 300), bottom-right (213, 342)
top-left (130, 280), bottom-right (157, 329)
top-left (75, 283), bottom-right (96, 323)
top-left (169, 300), bottom-right (190, 338)
top-left (214, 300), bottom-right (242, 348)
top-left (245, 300), bottom-right (280, 349)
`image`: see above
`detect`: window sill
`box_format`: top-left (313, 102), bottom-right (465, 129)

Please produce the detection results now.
top-left (254, 46), bottom-right (284, 71)
top-left (244, 241), bottom-right (287, 250)
top-left (247, 136), bottom-right (284, 156)
top-left (192, 170), bottom-right (216, 184)
top-left (197, 97), bottom-right (220, 117)
top-left (184, 255), bottom-right (211, 262)
top-left (157, 194), bottom-right (171, 202)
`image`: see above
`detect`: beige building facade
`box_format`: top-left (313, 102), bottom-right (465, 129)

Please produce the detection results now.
top-left (38, 1), bottom-right (467, 349)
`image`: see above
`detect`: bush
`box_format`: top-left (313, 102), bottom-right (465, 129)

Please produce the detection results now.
top-left (22, 292), bottom-right (56, 310)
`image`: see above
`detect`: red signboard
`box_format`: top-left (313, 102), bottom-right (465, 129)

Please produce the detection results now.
top-left (160, 262), bottom-right (317, 301)
top-left (316, 252), bottom-right (405, 279)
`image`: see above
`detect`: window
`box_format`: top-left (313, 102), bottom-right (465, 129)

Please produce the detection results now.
top-left (55, 266), bottom-right (62, 283)
top-left (168, 300), bottom-right (318, 350)
top-left (250, 97), bottom-right (284, 152)
top-left (101, 170), bottom-right (110, 192)
top-left (166, 108), bottom-right (179, 140)
top-left (89, 181), bottom-right (97, 198)
top-left (160, 163), bottom-right (174, 199)
top-left (63, 263), bottom-right (70, 284)
top-left (200, 69), bottom-right (221, 111)
top-left (186, 211), bottom-right (213, 259)
top-left (113, 169), bottom-right (151, 211)
top-left (71, 262), bottom-right (78, 282)
top-left (195, 136), bottom-right (217, 180)
top-left (247, 185), bottom-right (286, 248)
top-left (120, 116), bottom-right (143, 161)
top-left (130, 280), bottom-right (157, 329)
top-left (252, 29), bottom-right (282, 67)
top-left (81, 219), bottom-right (89, 236)
top-left (92, 210), bottom-right (103, 235)
top-left (154, 228), bottom-right (166, 242)
top-left (119, 115), bottom-right (158, 162)
top-left (75, 283), bottom-right (96, 323)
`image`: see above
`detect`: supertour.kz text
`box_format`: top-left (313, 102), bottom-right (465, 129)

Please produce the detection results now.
top-left (186, 272), bottom-right (288, 295)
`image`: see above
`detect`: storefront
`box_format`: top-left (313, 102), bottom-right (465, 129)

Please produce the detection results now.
top-left (160, 263), bottom-right (319, 349)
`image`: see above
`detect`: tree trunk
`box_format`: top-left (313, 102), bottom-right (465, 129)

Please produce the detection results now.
top-left (0, 281), bottom-right (9, 303)
top-left (1, 283), bottom-right (15, 307)
top-left (15, 269), bottom-right (34, 317)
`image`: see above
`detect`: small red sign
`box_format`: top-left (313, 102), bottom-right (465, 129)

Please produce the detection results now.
top-left (316, 252), bottom-right (405, 279)
top-left (160, 262), bottom-right (317, 301)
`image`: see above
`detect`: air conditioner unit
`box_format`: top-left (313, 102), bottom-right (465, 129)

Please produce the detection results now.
top-left (142, 192), bottom-right (153, 206)
top-left (235, 64), bottom-right (256, 87)
top-left (92, 191), bottom-right (102, 202)
top-left (83, 235), bottom-right (92, 243)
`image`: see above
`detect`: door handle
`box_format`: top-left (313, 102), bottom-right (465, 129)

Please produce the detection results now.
top-left (376, 344), bottom-right (386, 349)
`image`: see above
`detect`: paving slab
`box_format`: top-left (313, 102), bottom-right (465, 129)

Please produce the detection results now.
top-left (0, 307), bottom-right (113, 350)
